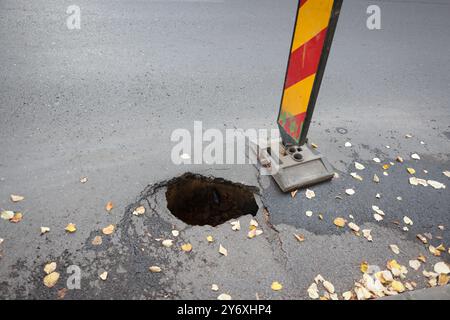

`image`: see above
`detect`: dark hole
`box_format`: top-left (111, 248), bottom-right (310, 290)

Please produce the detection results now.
top-left (293, 152), bottom-right (303, 161)
top-left (288, 146), bottom-right (297, 154)
top-left (165, 173), bottom-right (259, 227)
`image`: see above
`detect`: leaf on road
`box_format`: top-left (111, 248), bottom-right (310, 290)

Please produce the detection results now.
top-left (355, 162), bottom-right (365, 170)
top-left (248, 228), bottom-right (263, 239)
top-left (417, 234), bottom-right (428, 244)
top-left (99, 271), bottom-right (108, 280)
top-left (43, 272), bottom-right (60, 288)
top-left (396, 156), bottom-right (404, 163)
top-left (374, 214), bottom-right (384, 222)
top-left (65, 223), bottom-right (77, 233)
top-left (132, 206), bottom-right (145, 216)
top-left (40, 227), bottom-right (50, 235)
top-left (417, 254), bottom-right (427, 263)
top-left (162, 239), bottom-right (174, 248)
top-left (172, 230), bottom-right (179, 237)
top-left (271, 281), bottom-right (283, 291)
top-left (373, 174), bottom-right (380, 183)
top-left (290, 190), bottom-right (298, 198)
top-left (181, 243), bottom-right (192, 252)
top-left (211, 284), bottom-right (219, 291)
top-left (362, 229), bottom-right (373, 241)
top-left (443, 171), bottom-right (450, 178)
top-left (314, 274), bottom-right (325, 283)
top-left (409, 260), bottom-right (421, 271)
top-left (345, 189), bottom-right (355, 196)
top-left (105, 201), bottom-right (114, 212)
top-left (348, 222), bottom-right (360, 232)
top-left (350, 172), bottom-right (363, 181)
top-left (403, 216), bottom-right (413, 225)
top-left (434, 262), bottom-right (450, 275)
top-left (219, 244), bottom-right (228, 256)
top-left (230, 220), bottom-right (240, 231)
top-left (217, 293), bottom-right (231, 300)
top-left (1, 210), bottom-right (14, 220)
top-left (44, 262), bottom-right (57, 275)
top-left (305, 189), bottom-right (315, 199)
top-left (373, 157), bottom-right (381, 163)
top-left (10, 194), bottom-right (24, 202)
top-left (391, 280), bottom-right (405, 293)
top-left (429, 245), bottom-right (441, 256)
top-left (360, 261), bottom-right (369, 273)
top-left (382, 164), bottom-right (390, 170)
top-left (57, 288), bottom-right (68, 300)
top-left (102, 224), bottom-right (115, 235)
top-left (323, 281), bottom-right (335, 294)
top-left (294, 233), bottom-right (305, 242)
top-left (345, 142), bottom-right (352, 147)
top-left (206, 235), bottom-right (214, 243)
top-left (390, 244), bottom-right (400, 254)
top-left (333, 217), bottom-right (346, 228)
top-left (92, 235), bottom-right (102, 246)
top-left (250, 219), bottom-right (259, 227)
top-left (149, 266), bottom-right (162, 273)
top-left (342, 291), bottom-right (353, 300)
top-left (307, 283), bottom-right (319, 300)
top-left (10, 212), bottom-right (23, 223)
top-left (372, 205), bottom-right (385, 216)
top-left (406, 168), bottom-right (416, 175)
top-left (438, 274), bottom-right (449, 286)
top-left (427, 180), bottom-right (446, 189)
top-left (80, 177), bottom-right (88, 184)
top-left (305, 210), bottom-right (313, 217)
top-left (411, 153), bottom-right (420, 160)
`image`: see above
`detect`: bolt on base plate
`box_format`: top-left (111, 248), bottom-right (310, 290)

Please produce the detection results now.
top-left (259, 142), bottom-right (335, 192)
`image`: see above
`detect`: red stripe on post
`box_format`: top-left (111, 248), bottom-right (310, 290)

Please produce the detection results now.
top-left (284, 27), bottom-right (328, 90)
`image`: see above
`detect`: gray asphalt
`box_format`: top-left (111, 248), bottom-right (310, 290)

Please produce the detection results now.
top-left (0, 0), bottom-right (449, 299)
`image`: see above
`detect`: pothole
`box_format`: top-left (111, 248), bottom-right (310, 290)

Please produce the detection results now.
top-left (165, 173), bottom-right (259, 226)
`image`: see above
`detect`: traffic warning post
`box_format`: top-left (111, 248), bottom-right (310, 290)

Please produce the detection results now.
top-left (259, 0), bottom-right (343, 192)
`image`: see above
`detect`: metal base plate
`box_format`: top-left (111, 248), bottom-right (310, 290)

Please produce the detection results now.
top-left (260, 143), bottom-right (334, 192)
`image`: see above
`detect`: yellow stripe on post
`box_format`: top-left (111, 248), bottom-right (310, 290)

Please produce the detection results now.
top-left (281, 73), bottom-right (316, 116)
top-left (291, 0), bottom-right (334, 52)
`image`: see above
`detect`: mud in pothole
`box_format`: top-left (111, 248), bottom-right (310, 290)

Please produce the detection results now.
top-left (165, 173), bottom-right (259, 226)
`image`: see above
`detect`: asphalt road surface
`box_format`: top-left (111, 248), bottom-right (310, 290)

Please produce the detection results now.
top-left (0, 0), bottom-right (449, 299)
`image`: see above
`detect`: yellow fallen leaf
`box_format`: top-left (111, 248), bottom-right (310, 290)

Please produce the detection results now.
top-left (360, 261), bottom-right (369, 273)
top-left (10, 194), bottom-right (24, 202)
top-left (132, 206), bottom-right (145, 216)
top-left (10, 212), bottom-right (23, 223)
top-left (391, 280), bottom-right (405, 293)
top-left (65, 223), bottom-right (77, 233)
top-left (417, 254), bottom-right (427, 263)
top-left (206, 235), bottom-right (214, 242)
top-left (406, 168), bottom-right (416, 175)
top-left (271, 281), bottom-right (283, 291)
top-left (382, 164), bottom-right (390, 170)
top-left (43, 272), bottom-right (60, 288)
top-left (102, 224), bottom-right (115, 235)
top-left (181, 243), bottom-right (192, 252)
top-left (438, 274), bottom-right (449, 286)
top-left (333, 217), bottom-right (346, 228)
top-left (105, 201), bottom-right (114, 212)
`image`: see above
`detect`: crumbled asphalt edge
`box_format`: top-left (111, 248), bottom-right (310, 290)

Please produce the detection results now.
top-left (23, 173), bottom-right (264, 299)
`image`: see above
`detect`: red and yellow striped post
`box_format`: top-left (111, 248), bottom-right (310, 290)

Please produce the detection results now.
top-left (278, 0), bottom-right (343, 146)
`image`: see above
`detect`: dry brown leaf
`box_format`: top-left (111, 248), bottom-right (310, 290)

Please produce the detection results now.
top-left (105, 201), bottom-right (114, 212)
top-left (10, 212), bottom-right (23, 223)
top-left (57, 288), bottom-right (68, 300)
top-left (43, 272), bottom-right (60, 288)
top-left (417, 254), bottom-right (427, 263)
top-left (438, 274), bottom-right (449, 286)
top-left (102, 224), bottom-right (115, 235)
top-left (294, 233), bottom-right (305, 242)
top-left (65, 223), bottom-right (77, 233)
top-left (429, 245), bottom-right (441, 256)
top-left (396, 156), bottom-right (404, 163)
top-left (10, 194), bottom-right (24, 202)
top-left (92, 235), bottom-right (102, 246)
